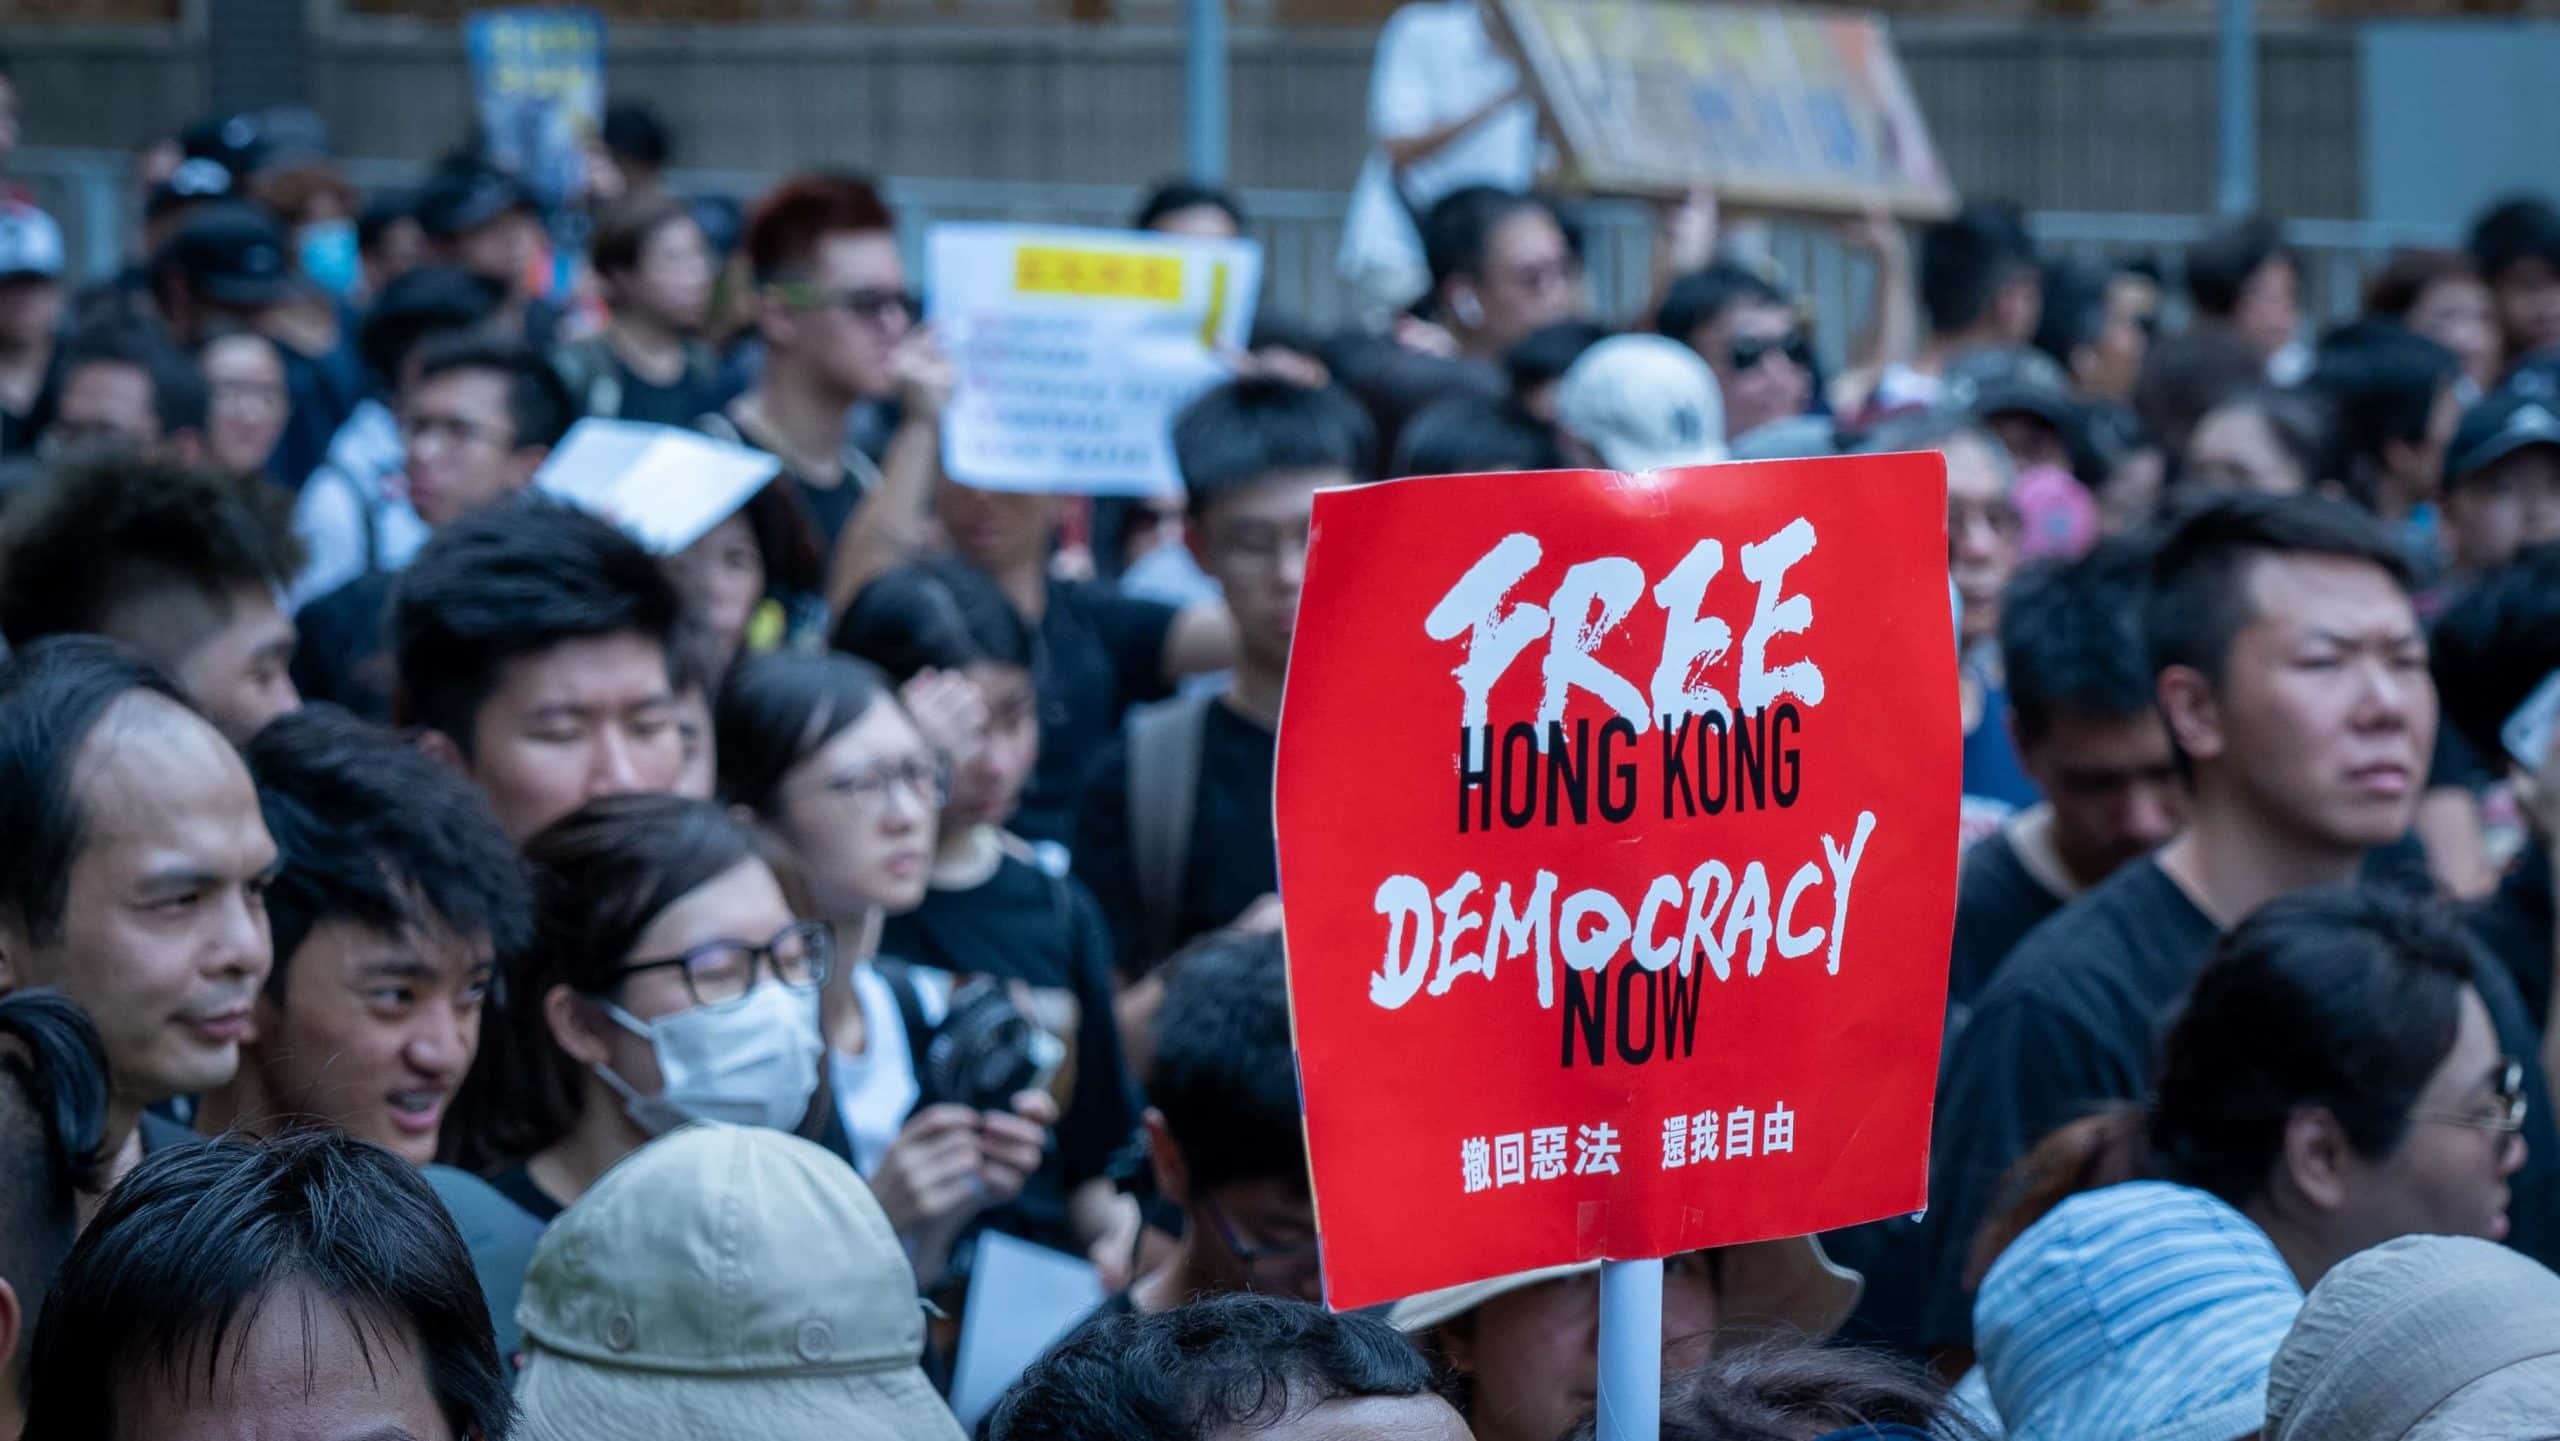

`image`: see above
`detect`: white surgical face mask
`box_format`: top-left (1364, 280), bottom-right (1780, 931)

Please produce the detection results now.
top-left (594, 979), bottom-right (823, 1135)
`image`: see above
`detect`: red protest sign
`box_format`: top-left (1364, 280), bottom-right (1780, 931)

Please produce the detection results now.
top-left (1275, 455), bottom-right (1959, 1311)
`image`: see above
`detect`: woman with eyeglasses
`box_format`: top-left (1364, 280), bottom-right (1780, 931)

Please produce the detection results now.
top-left (717, 649), bottom-right (1057, 1285)
top-left (1959, 886), bottom-right (2531, 1441)
top-left (446, 793), bottom-right (841, 1224)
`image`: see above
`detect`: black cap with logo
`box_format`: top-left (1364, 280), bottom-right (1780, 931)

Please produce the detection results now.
top-left (149, 202), bottom-right (296, 308)
top-left (2446, 391), bottom-right (2560, 491)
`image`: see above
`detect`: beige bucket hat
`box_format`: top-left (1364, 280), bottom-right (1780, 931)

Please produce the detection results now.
top-left (513, 1122), bottom-right (966, 1441)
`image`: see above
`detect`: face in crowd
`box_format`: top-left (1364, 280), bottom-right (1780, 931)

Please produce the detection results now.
top-left (2160, 549), bottom-right (2434, 852)
top-left (1192, 468), bottom-right (1344, 683)
top-left (942, 660), bottom-right (1040, 836)
top-left (769, 228), bottom-right (911, 401)
top-left (766, 695), bottom-right (943, 919)
top-left (1435, 1259), bottom-right (1720, 1441)
top-left (1698, 297), bottom-right (1811, 442)
top-left (245, 915), bottom-right (493, 1167)
top-left (1945, 431), bottom-right (2021, 649)
top-left (1451, 206), bottom-right (1582, 360)
top-left (2309, 985), bottom-right (2527, 1252)
top-left (456, 633), bottom-right (685, 845)
top-left (2018, 704), bottom-right (2185, 888)
top-left (0, 690), bottom-right (275, 1123)
top-left (199, 332), bottom-right (290, 478)
top-left (401, 362), bottom-right (540, 528)
top-left (616, 211), bottom-right (716, 335)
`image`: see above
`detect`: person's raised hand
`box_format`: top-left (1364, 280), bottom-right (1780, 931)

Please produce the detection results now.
top-left (870, 1103), bottom-right (990, 1236)
top-left (893, 328), bottom-right (956, 424)
top-left (1839, 206), bottom-right (1907, 262)
top-left (1660, 186), bottom-right (1720, 275)
top-left (1230, 893), bottom-right (1285, 935)
top-left (899, 667), bottom-right (988, 772)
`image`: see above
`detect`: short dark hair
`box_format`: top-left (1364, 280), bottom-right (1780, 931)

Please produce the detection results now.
top-left (2186, 214), bottom-right (2291, 319)
top-left (1392, 394), bottom-right (1567, 478)
top-left (1422, 186), bottom-right (1570, 290)
top-left (409, 330), bottom-right (574, 452)
top-left (2467, 195), bottom-right (2560, 286)
top-left (443, 794), bottom-right (771, 1172)
top-left (1172, 377), bottom-right (1376, 519)
top-left (2362, 248), bottom-right (2483, 322)
top-left (355, 266), bottom-right (504, 389)
top-left (21, 1130), bottom-right (516, 1441)
top-left (2032, 258), bottom-right (2109, 372)
top-left (2180, 385), bottom-right (2341, 496)
top-left (0, 455), bottom-right (300, 654)
top-left (715, 650), bottom-right (897, 817)
top-left (1656, 264), bottom-right (1787, 347)
top-left (588, 194), bottom-right (694, 280)
top-left (600, 100), bottom-right (672, 173)
top-left (1150, 930), bottom-right (1303, 1193)
top-left (2134, 328), bottom-right (2267, 460)
top-left (1999, 537), bottom-right (2157, 748)
top-left (0, 990), bottom-right (111, 1403)
top-left (58, 319), bottom-right (209, 436)
top-left (1567, 1341), bottom-right (1979, 1441)
top-left (1504, 318), bottom-right (1611, 397)
top-left (391, 495), bottom-right (682, 755)
top-left (2429, 542), bottom-right (2560, 765)
top-left (742, 173), bottom-right (895, 288)
top-left (1919, 201), bottom-right (2035, 335)
top-left (2143, 490), bottom-right (2412, 689)
top-left (2307, 321), bottom-right (2461, 507)
top-left (2152, 886), bottom-right (2480, 1209)
top-left (1133, 178), bottom-right (1245, 234)
top-left (243, 703), bottom-right (531, 998)
top-left (987, 1294), bottom-right (1438, 1441)
top-left (356, 187), bottom-right (415, 256)
top-left (0, 638), bottom-right (192, 944)
top-left (831, 556), bottom-right (1034, 683)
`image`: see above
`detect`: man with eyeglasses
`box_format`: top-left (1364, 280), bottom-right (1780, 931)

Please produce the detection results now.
top-left (712, 173), bottom-right (940, 556)
top-left (295, 332), bottom-right (573, 719)
top-left (1064, 929), bottom-right (1319, 1344)
top-left (192, 702), bottom-right (552, 1362)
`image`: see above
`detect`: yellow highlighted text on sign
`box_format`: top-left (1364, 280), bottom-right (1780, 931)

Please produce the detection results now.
top-left (1014, 246), bottom-right (1184, 303)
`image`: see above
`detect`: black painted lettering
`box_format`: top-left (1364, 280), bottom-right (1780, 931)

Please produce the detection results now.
top-left (1600, 718), bottom-right (1639, 823)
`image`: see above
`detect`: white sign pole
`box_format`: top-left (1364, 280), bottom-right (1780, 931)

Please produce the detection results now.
top-left (1594, 1257), bottom-right (1663, 1441)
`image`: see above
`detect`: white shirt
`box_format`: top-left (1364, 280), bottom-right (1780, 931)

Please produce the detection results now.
top-left (289, 398), bottom-right (431, 609)
top-left (1337, 0), bottom-right (1541, 306)
top-left (830, 962), bottom-right (950, 1176)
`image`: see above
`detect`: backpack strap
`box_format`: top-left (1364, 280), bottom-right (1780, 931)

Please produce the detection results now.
top-left (873, 958), bottom-right (938, 1095)
top-left (1126, 692), bottom-right (1216, 971)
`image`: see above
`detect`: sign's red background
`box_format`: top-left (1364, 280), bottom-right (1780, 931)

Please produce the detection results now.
top-left (1275, 455), bottom-right (1961, 1310)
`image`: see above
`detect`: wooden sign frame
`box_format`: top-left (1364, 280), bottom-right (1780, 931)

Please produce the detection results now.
top-left (1492, 0), bottom-right (1959, 220)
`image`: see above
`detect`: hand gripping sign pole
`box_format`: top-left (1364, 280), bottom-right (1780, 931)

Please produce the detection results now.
top-left (1595, 1258), bottom-right (1664, 1440)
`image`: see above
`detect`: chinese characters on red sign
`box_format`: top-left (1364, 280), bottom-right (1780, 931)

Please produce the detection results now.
top-left (1274, 456), bottom-right (1960, 1310)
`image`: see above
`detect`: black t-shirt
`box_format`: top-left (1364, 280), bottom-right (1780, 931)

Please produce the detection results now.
top-left (613, 353), bottom-right (719, 429)
top-left (2471, 839), bottom-right (2557, 1031)
top-left (1074, 699), bottom-right (1278, 977)
top-left (485, 1163), bottom-right (566, 1224)
top-left (877, 854), bottom-right (1141, 1252)
top-left (1880, 855), bottom-right (2560, 1355)
top-left (1019, 579), bottom-right (1178, 849)
top-left (1946, 828), bottom-right (2065, 1025)
top-left (291, 570), bottom-right (399, 722)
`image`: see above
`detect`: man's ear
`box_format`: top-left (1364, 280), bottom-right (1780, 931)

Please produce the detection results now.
top-left (2156, 665), bottom-right (2225, 768)
top-left (505, 444), bottom-right (551, 491)
top-left (416, 728), bottom-right (469, 776)
top-left (1143, 1107), bottom-right (1190, 1208)
top-left (2278, 1106), bottom-right (2354, 1215)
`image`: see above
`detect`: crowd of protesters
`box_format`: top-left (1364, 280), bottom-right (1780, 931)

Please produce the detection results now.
top-left (0, 25), bottom-right (2558, 1438)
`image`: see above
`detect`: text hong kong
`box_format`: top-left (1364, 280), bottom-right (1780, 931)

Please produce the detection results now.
top-left (1365, 516), bottom-right (1877, 1067)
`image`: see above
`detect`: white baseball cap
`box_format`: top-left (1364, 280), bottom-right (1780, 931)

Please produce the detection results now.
top-left (514, 1123), bottom-right (966, 1441)
top-left (1555, 334), bottom-right (1728, 474)
top-left (0, 203), bottom-right (64, 281)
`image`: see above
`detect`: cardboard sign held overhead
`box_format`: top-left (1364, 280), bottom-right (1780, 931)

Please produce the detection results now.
top-left (1493, 0), bottom-right (1956, 219)
top-left (1274, 456), bottom-right (1960, 1311)
top-left (535, 419), bottom-right (780, 555)
top-left (929, 223), bottom-right (1262, 499)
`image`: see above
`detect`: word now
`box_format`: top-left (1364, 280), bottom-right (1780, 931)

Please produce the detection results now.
top-left (1426, 518), bottom-right (1824, 741)
top-left (1369, 809), bottom-right (1879, 1012)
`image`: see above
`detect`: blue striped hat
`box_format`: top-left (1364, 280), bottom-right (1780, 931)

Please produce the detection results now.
top-left (1974, 1180), bottom-right (2304, 1441)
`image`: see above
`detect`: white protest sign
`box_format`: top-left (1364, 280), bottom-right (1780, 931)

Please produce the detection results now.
top-left (946, 1231), bottom-right (1106, 1428)
top-left (929, 223), bottom-right (1262, 498)
top-left (534, 419), bottom-right (780, 555)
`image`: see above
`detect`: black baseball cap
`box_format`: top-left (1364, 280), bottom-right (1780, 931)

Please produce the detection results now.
top-left (2445, 391), bottom-right (2560, 490)
top-left (1944, 345), bottom-right (2079, 432)
top-left (414, 160), bottom-right (537, 240)
top-left (150, 201), bottom-right (295, 308)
